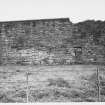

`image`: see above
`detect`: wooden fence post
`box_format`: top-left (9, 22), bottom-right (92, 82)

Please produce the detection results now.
top-left (26, 72), bottom-right (29, 103)
top-left (97, 67), bottom-right (100, 102)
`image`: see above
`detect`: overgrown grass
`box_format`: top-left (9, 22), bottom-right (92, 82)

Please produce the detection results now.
top-left (0, 65), bottom-right (105, 102)
top-left (28, 76), bottom-right (98, 102)
top-left (0, 90), bottom-right (27, 103)
top-left (47, 78), bottom-right (71, 88)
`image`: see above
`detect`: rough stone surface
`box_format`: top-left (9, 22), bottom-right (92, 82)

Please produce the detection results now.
top-left (0, 18), bottom-right (74, 65)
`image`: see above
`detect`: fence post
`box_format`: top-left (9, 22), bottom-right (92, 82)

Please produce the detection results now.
top-left (97, 67), bottom-right (100, 102)
top-left (26, 71), bottom-right (29, 103)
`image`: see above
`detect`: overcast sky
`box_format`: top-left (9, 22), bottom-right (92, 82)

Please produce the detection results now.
top-left (0, 0), bottom-right (105, 23)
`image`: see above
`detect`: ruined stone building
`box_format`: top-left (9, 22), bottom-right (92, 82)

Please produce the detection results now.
top-left (0, 18), bottom-right (78, 65)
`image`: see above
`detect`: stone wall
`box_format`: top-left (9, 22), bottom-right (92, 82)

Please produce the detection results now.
top-left (0, 18), bottom-right (73, 65)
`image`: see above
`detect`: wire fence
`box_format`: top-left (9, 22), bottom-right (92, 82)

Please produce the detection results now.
top-left (0, 66), bottom-right (105, 102)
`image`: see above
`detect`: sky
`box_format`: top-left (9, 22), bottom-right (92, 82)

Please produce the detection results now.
top-left (0, 0), bottom-right (105, 23)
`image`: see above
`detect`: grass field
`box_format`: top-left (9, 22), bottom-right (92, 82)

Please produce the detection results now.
top-left (0, 65), bottom-right (105, 102)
